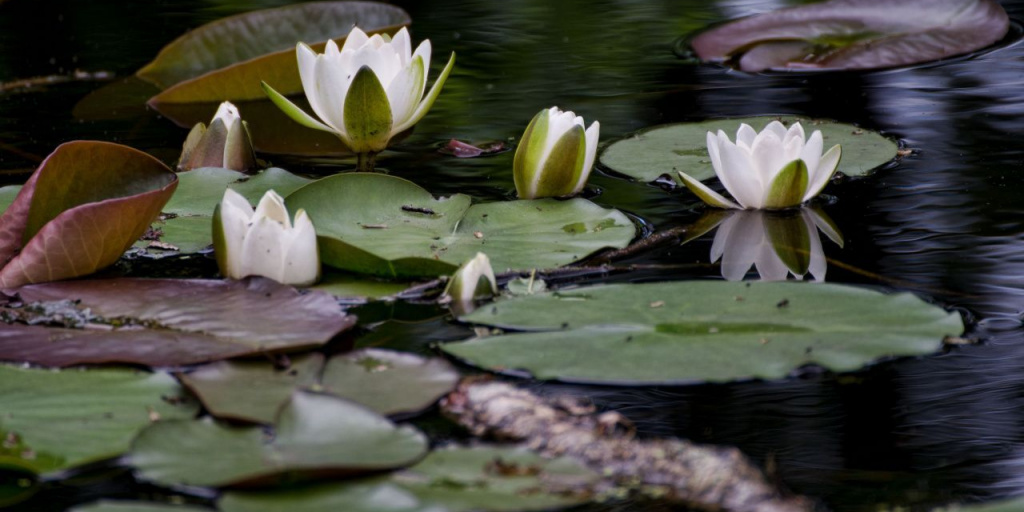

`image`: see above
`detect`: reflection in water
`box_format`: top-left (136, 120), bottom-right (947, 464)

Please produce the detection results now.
top-left (696, 207), bottom-right (843, 282)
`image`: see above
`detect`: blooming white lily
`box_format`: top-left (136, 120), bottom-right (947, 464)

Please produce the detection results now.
top-left (706, 208), bottom-right (843, 282)
top-left (514, 107), bottom-right (600, 199)
top-left (261, 27), bottom-right (455, 171)
top-left (178, 101), bottom-right (257, 172)
top-left (678, 121), bottom-right (841, 209)
top-left (213, 189), bottom-right (320, 286)
top-left (443, 252), bottom-right (498, 314)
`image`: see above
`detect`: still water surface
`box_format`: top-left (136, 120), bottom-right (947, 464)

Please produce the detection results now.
top-left (4, 0), bottom-right (1024, 510)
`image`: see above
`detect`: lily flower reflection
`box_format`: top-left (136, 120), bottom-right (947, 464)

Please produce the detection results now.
top-left (693, 207), bottom-right (844, 282)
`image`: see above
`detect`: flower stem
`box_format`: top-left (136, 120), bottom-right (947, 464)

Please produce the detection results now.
top-left (356, 152), bottom-right (379, 173)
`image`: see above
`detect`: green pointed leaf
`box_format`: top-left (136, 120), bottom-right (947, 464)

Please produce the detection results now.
top-left (261, 81), bottom-right (334, 133)
top-left (129, 391), bottom-right (428, 488)
top-left (139, 2), bottom-right (410, 101)
top-left (444, 281), bottom-right (964, 384)
top-left (0, 365), bottom-right (197, 475)
top-left (533, 125), bottom-right (586, 199)
top-left (764, 159), bottom-right (808, 209)
top-left (178, 349), bottom-right (459, 424)
top-left (600, 116), bottom-right (897, 184)
top-left (219, 446), bottom-right (600, 512)
top-left (344, 66), bottom-right (394, 153)
top-left (285, 173), bottom-right (635, 278)
top-left (512, 109), bottom-right (550, 198)
top-left (678, 171), bottom-right (740, 209)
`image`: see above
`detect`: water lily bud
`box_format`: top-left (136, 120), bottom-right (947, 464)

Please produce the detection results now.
top-left (513, 107), bottom-right (600, 199)
top-left (213, 188), bottom-right (320, 286)
top-left (678, 121), bottom-right (842, 210)
top-left (178, 101), bottom-right (258, 173)
top-left (262, 27), bottom-right (456, 169)
top-left (444, 252), bottom-right (498, 313)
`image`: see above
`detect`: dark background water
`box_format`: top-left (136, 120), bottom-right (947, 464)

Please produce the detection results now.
top-left (3, 0), bottom-right (1024, 510)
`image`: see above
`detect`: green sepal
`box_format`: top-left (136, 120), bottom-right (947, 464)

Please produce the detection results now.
top-left (343, 66), bottom-right (394, 153)
top-left (394, 52), bottom-right (456, 134)
top-left (677, 171), bottom-right (741, 209)
top-left (223, 118), bottom-right (257, 172)
top-left (765, 212), bottom-right (812, 275)
top-left (261, 81), bottom-right (334, 133)
top-left (764, 159), bottom-right (809, 209)
top-left (533, 124), bottom-right (585, 199)
top-left (178, 123), bottom-right (207, 170)
top-left (211, 202), bottom-right (229, 277)
top-left (513, 109), bottom-right (550, 199)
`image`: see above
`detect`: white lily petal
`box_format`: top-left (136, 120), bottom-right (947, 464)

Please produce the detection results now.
top-left (762, 120), bottom-right (788, 141)
top-left (533, 108), bottom-right (575, 178)
top-left (784, 122), bottom-right (805, 146)
top-left (782, 133), bottom-right (804, 167)
top-left (340, 26), bottom-right (370, 52)
top-left (386, 55), bottom-right (425, 128)
top-left (252, 190), bottom-right (290, 227)
top-left (412, 39), bottom-right (432, 90)
top-left (800, 130), bottom-right (823, 177)
top-left (706, 131), bottom-right (722, 172)
top-left (296, 43), bottom-right (323, 117)
top-left (281, 209), bottom-right (320, 286)
top-left (240, 216), bottom-right (289, 282)
top-left (213, 102), bottom-right (240, 125)
top-left (736, 123), bottom-right (758, 147)
top-left (217, 189), bottom-right (254, 279)
top-left (391, 27), bottom-right (412, 64)
top-left (803, 144), bottom-right (842, 202)
top-left (750, 130), bottom-right (785, 196)
top-left (572, 121), bottom-right (600, 194)
top-left (717, 138), bottom-right (761, 208)
top-left (312, 51), bottom-right (352, 133)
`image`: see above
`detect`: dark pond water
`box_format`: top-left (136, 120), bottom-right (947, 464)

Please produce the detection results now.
top-left (4, 0), bottom-right (1024, 510)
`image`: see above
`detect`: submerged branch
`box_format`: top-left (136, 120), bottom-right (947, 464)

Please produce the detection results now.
top-left (442, 378), bottom-right (813, 512)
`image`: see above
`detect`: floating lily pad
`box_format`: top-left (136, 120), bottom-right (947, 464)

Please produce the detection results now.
top-left (139, 2), bottom-right (410, 101)
top-left (179, 349), bottom-right (458, 424)
top-left (285, 173), bottom-right (635, 278)
top-left (690, 0), bottom-right (1009, 72)
top-left (70, 501), bottom-right (212, 512)
top-left (0, 277), bottom-right (354, 367)
top-left (0, 141), bottom-right (177, 287)
top-left (0, 365), bottom-right (197, 475)
top-left (311, 271), bottom-right (413, 299)
top-left (140, 167), bottom-right (312, 257)
top-left (219, 446), bottom-right (599, 512)
top-left (130, 391), bottom-right (428, 488)
top-left (599, 116), bottom-right (897, 185)
top-left (444, 281), bottom-right (963, 384)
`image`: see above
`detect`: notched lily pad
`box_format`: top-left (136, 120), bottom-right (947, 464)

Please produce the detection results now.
top-left (444, 281), bottom-right (964, 384)
top-left (179, 349), bottom-right (459, 424)
top-left (0, 141), bottom-right (177, 287)
top-left (140, 2), bottom-right (410, 102)
top-left (0, 277), bottom-right (354, 367)
top-left (129, 391), bottom-right (428, 488)
top-left (690, 0), bottom-right (1010, 72)
top-left (285, 173), bottom-right (635, 278)
top-left (599, 116), bottom-right (897, 185)
top-left (0, 365), bottom-right (197, 475)
top-left (219, 445), bottom-right (599, 512)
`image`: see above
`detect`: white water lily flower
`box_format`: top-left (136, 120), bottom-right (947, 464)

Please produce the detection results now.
top-left (178, 101), bottom-right (257, 172)
top-left (443, 252), bottom-right (498, 314)
top-left (678, 121), bottom-right (841, 209)
top-left (213, 189), bottom-right (320, 286)
top-left (262, 26), bottom-right (455, 158)
top-left (708, 208), bottom-right (843, 282)
top-left (514, 107), bottom-right (600, 199)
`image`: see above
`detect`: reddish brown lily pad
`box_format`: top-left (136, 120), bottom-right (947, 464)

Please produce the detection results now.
top-left (0, 277), bottom-right (355, 367)
top-left (0, 141), bottom-right (177, 288)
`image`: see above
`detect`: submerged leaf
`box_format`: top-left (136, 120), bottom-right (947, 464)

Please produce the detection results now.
top-left (0, 365), bottom-right (196, 475)
top-left (130, 391), bottom-right (428, 488)
top-left (0, 278), bottom-right (355, 367)
top-left (444, 281), bottom-right (963, 384)
top-left (690, 0), bottom-right (1009, 72)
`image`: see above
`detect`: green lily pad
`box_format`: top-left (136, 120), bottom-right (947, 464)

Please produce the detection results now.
top-left (219, 446), bottom-right (599, 512)
top-left (140, 167), bottom-right (312, 257)
top-left (0, 365), bottom-right (197, 475)
top-left (690, 0), bottom-right (1009, 72)
top-left (311, 270), bottom-right (413, 299)
top-left (178, 349), bottom-right (458, 424)
top-left (0, 278), bottom-right (355, 367)
top-left (70, 501), bottom-right (212, 512)
top-left (0, 186), bottom-right (20, 213)
top-left (139, 2), bottom-right (410, 102)
top-left (599, 116), bottom-right (897, 185)
top-left (285, 173), bottom-right (635, 278)
top-left (444, 281), bottom-right (963, 384)
top-left (129, 391), bottom-right (428, 488)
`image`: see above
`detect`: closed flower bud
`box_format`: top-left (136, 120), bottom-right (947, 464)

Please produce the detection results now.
top-left (514, 107), bottom-right (600, 200)
top-left (444, 252), bottom-right (498, 314)
top-left (178, 101), bottom-right (258, 173)
top-left (213, 188), bottom-right (320, 286)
